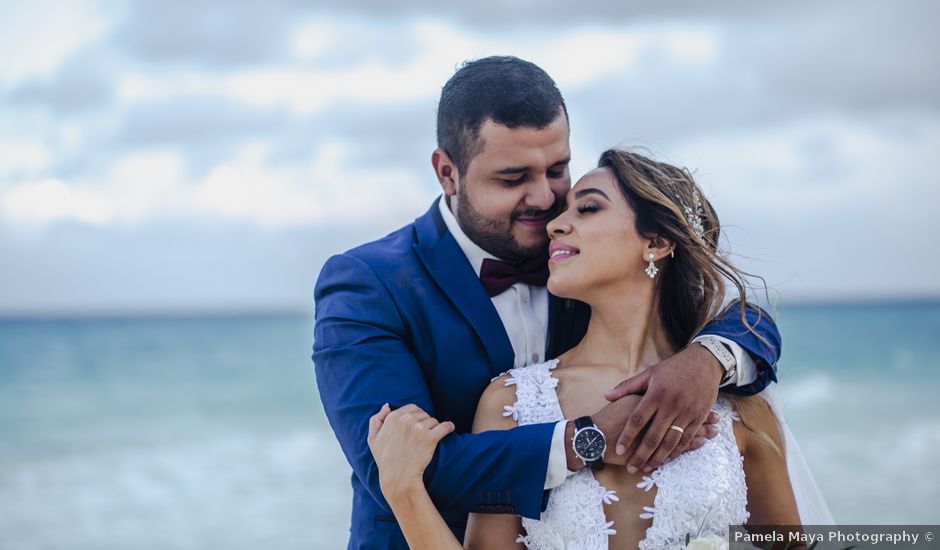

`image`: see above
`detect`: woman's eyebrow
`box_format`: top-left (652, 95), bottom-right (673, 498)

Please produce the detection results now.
top-left (574, 188), bottom-right (610, 201)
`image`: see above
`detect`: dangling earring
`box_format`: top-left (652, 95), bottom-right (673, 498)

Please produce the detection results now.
top-left (670, 250), bottom-right (675, 258)
top-left (645, 253), bottom-right (659, 278)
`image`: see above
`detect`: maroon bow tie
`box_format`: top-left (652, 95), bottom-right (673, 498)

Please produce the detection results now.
top-left (479, 254), bottom-right (550, 297)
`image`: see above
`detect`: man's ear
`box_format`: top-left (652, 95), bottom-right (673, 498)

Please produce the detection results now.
top-left (646, 234), bottom-right (675, 261)
top-left (431, 148), bottom-right (459, 196)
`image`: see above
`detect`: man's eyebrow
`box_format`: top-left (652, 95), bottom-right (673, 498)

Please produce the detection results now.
top-left (494, 166), bottom-right (529, 175)
top-left (574, 188), bottom-right (610, 200)
top-left (494, 157), bottom-right (571, 175)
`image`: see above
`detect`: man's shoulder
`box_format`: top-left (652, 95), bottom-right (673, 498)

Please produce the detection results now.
top-left (341, 221), bottom-right (418, 267)
top-left (335, 199), bottom-right (442, 270)
top-left (315, 220), bottom-right (423, 302)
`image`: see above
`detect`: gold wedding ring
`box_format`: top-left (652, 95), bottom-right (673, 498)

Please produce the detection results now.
top-left (669, 425), bottom-right (684, 434)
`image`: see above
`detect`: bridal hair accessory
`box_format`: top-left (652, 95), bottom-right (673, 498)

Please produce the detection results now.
top-left (684, 190), bottom-right (706, 239)
top-left (669, 425), bottom-right (684, 434)
top-left (645, 253), bottom-right (659, 278)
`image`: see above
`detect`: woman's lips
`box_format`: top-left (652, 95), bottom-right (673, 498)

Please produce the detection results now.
top-left (548, 243), bottom-right (579, 264)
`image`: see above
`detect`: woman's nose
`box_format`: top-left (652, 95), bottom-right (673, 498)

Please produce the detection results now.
top-left (547, 215), bottom-right (570, 237)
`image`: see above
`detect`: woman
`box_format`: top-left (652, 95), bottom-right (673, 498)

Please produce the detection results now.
top-left (368, 149), bottom-right (823, 548)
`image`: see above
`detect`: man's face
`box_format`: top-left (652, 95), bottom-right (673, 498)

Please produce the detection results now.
top-left (452, 114), bottom-right (571, 262)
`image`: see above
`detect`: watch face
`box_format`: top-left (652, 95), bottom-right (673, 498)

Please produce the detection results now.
top-left (574, 427), bottom-right (606, 461)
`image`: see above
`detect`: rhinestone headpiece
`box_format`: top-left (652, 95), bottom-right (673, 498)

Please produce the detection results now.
top-left (683, 191), bottom-right (706, 239)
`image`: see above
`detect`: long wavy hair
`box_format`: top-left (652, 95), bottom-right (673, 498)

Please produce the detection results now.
top-left (597, 148), bottom-right (770, 352)
top-left (598, 149), bottom-right (780, 450)
top-left (597, 149), bottom-right (783, 451)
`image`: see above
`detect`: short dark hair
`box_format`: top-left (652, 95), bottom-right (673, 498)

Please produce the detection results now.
top-left (436, 56), bottom-right (568, 174)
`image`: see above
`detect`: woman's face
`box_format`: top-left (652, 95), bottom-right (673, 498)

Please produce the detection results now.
top-left (545, 167), bottom-right (651, 302)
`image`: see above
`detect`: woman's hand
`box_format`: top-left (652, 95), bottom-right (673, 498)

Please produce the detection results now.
top-left (367, 403), bottom-right (455, 500)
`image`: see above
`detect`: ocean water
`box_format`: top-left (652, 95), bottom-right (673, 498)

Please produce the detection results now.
top-left (1, 303), bottom-right (938, 549)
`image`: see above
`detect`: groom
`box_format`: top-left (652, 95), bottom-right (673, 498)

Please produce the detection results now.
top-left (313, 56), bottom-right (780, 549)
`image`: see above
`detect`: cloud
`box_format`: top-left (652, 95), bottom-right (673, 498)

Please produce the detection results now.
top-left (0, 0), bottom-right (113, 85)
top-left (115, 96), bottom-right (290, 147)
top-left (114, 1), bottom-right (294, 66)
top-left (275, 0), bottom-right (822, 28)
top-left (725, 2), bottom-right (940, 113)
top-left (0, 219), bottom-right (371, 314)
top-left (8, 49), bottom-right (116, 114)
top-left (663, 111), bottom-right (940, 299)
top-left (3, 0), bottom-right (939, 312)
top-left (0, 139), bottom-right (53, 179)
top-left (0, 142), bottom-right (434, 232)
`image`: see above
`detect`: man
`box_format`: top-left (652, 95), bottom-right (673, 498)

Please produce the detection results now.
top-left (313, 56), bottom-right (779, 549)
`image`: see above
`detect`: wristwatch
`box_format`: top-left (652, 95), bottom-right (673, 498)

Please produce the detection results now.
top-left (696, 335), bottom-right (737, 385)
top-left (572, 416), bottom-right (606, 470)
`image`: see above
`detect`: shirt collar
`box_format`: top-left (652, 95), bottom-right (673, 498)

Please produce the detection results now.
top-left (438, 195), bottom-right (500, 277)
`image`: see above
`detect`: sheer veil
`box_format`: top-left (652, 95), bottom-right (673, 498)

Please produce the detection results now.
top-left (760, 389), bottom-right (835, 524)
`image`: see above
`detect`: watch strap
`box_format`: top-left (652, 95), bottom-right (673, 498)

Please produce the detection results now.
top-left (574, 416), bottom-right (594, 430)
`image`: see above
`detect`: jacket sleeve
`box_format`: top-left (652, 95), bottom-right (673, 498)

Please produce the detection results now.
top-left (312, 253), bottom-right (554, 520)
top-left (696, 301), bottom-right (782, 396)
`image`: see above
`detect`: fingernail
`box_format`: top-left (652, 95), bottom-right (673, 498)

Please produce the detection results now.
top-left (616, 444), bottom-right (625, 455)
top-left (643, 466), bottom-right (653, 473)
top-left (627, 465), bottom-right (637, 474)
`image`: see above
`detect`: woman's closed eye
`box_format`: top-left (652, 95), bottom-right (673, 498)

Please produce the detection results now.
top-left (576, 203), bottom-right (600, 214)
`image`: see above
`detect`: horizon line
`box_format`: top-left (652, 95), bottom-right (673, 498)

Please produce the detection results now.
top-left (2, 295), bottom-right (940, 321)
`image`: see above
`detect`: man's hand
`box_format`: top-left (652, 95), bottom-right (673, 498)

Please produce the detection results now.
top-left (604, 343), bottom-right (724, 473)
top-left (563, 393), bottom-right (720, 471)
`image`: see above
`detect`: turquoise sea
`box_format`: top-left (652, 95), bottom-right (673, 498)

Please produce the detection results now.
top-left (1, 302), bottom-right (939, 549)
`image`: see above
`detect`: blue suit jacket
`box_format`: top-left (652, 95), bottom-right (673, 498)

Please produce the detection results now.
top-left (312, 198), bottom-right (780, 549)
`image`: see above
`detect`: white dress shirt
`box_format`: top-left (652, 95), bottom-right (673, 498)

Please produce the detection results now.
top-left (438, 196), bottom-right (756, 489)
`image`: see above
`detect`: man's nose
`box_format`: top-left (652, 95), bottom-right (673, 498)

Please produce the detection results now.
top-left (526, 177), bottom-right (556, 211)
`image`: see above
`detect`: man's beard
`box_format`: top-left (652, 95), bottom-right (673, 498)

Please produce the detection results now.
top-left (455, 186), bottom-right (557, 262)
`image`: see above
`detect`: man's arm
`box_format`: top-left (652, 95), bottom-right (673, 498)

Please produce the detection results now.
top-left (313, 253), bottom-right (555, 519)
top-left (696, 302), bottom-right (781, 396)
top-left (602, 301), bottom-right (781, 473)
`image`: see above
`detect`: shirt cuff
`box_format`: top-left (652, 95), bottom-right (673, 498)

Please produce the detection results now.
top-left (692, 335), bottom-right (757, 387)
top-left (545, 420), bottom-right (575, 489)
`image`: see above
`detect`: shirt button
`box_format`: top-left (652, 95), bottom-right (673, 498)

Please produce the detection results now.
top-left (520, 292), bottom-right (529, 304)
top-left (531, 353), bottom-right (540, 363)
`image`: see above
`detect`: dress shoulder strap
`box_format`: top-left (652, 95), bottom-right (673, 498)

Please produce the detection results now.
top-left (497, 359), bottom-right (564, 426)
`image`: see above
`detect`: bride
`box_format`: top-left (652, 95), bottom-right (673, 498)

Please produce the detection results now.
top-left (368, 149), bottom-right (830, 549)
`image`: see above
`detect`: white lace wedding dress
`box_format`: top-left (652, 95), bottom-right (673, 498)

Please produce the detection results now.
top-left (502, 359), bottom-right (750, 550)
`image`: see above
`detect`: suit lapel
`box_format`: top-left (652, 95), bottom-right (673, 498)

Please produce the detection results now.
top-left (413, 198), bottom-right (515, 376)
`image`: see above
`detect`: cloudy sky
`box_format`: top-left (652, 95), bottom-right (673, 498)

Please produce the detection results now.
top-left (1, 0), bottom-right (937, 315)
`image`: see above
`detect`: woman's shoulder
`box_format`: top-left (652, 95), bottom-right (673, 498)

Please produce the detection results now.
top-left (485, 359), bottom-right (561, 398)
top-left (728, 394), bottom-right (785, 457)
top-left (473, 360), bottom-right (562, 433)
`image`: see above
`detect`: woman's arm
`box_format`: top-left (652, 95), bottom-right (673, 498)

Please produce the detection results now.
top-left (367, 404), bottom-right (462, 550)
top-left (736, 397), bottom-right (801, 526)
top-left (464, 377), bottom-right (527, 549)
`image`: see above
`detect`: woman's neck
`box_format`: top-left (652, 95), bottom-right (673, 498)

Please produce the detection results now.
top-left (560, 283), bottom-right (675, 378)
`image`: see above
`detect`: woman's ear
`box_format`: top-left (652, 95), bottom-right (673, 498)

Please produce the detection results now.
top-left (431, 148), bottom-right (459, 196)
top-left (646, 235), bottom-right (675, 261)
